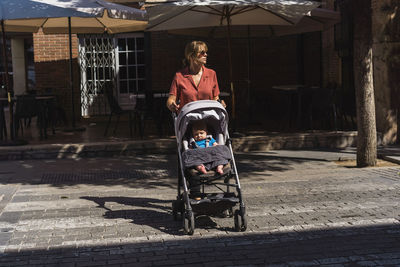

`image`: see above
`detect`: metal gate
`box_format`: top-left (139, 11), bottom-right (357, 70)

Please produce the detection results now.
top-left (79, 33), bottom-right (146, 117)
top-left (79, 34), bottom-right (115, 117)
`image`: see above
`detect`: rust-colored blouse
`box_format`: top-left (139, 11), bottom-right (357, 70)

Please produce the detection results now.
top-left (169, 66), bottom-right (220, 111)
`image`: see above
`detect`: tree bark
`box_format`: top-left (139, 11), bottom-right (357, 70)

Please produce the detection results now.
top-left (352, 0), bottom-right (377, 167)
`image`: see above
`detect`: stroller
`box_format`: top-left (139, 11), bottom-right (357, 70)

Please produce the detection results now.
top-left (172, 100), bottom-right (246, 235)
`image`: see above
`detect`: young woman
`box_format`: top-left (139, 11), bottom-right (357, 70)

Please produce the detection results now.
top-left (166, 40), bottom-right (225, 112)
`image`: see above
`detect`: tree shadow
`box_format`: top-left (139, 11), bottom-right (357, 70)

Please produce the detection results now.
top-left (0, 155), bottom-right (179, 189)
top-left (235, 152), bottom-right (325, 173)
top-left (0, 149), bottom-right (349, 188)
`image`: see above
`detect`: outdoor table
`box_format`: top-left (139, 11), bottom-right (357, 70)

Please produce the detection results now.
top-left (271, 85), bottom-right (305, 130)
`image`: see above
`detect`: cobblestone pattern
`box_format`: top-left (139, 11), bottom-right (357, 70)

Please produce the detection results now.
top-left (41, 170), bottom-right (170, 184)
top-left (0, 155), bottom-right (399, 266)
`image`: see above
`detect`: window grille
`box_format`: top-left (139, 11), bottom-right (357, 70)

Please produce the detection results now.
top-left (79, 33), bottom-right (145, 117)
top-left (79, 34), bottom-right (115, 117)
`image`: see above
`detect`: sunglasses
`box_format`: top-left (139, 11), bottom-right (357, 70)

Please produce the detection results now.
top-left (198, 50), bottom-right (207, 56)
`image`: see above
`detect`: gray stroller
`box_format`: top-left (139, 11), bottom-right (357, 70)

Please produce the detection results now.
top-left (172, 100), bottom-right (246, 235)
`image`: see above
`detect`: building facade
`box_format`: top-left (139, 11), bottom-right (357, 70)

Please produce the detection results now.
top-left (1, 1), bottom-right (398, 143)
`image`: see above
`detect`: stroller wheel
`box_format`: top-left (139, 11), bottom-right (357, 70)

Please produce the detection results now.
top-left (183, 210), bottom-right (195, 235)
top-left (172, 200), bottom-right (179, 221)
top-left (234, 209), bottom-right (247, 232)
top-left (172, 198), bottom-right (184, 221)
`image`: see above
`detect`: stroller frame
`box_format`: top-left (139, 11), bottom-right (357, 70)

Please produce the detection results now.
top-left (171, 100), bottom-right (246, 235)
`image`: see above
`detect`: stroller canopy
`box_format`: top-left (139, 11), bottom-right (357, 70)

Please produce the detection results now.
top-left (176, 100), bottom-right (229, 144)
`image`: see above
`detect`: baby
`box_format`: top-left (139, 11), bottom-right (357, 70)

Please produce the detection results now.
top-left (191, 120), bottom-right (224, 175)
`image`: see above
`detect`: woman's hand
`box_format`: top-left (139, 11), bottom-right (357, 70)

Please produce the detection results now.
top-left (168, 101), bottom-right (179, 112)
top-left (220, 100), bottom-right (226, 108)
top-left (213, 96), bottom-right (226, 108)
top-left (166, 95), bottom-right (179, 112)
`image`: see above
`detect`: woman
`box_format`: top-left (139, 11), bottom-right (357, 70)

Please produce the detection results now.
top-left (166, 41), bottom-right (225, 112)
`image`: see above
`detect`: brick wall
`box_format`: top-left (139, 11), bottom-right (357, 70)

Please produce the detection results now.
top-left (34, 30), bottom-right (78, 62)
top-left (33, 29), bottom-right (80, 124)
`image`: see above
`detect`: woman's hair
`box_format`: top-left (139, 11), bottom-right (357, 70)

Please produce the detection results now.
top-left (183, 41), bottom-right (208, 67)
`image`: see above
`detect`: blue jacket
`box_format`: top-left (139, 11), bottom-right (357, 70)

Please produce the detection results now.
top-left (191, 135), bottom-right (216, 148)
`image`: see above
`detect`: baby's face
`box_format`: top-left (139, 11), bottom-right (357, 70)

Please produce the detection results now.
top-left (193, 129), bottom-right (207, 141)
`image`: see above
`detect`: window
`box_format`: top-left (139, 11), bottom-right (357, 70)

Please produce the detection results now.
top-left (116, 34), bottom-right (145, 96)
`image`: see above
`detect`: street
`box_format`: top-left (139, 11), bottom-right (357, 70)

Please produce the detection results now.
top-left (0, 151), bottom-right (399, 266)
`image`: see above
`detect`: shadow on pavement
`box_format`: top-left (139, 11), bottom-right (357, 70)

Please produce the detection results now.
top-left (1, 224), bottom-right (399, 266)
top-left (39, 153), bottom-right (307, 187)
top-left (82, 196), bottom-right (179, 235)
top-left (235, 153), bottom-right (323, 174)
top-left (81, 196), bottom-right (235, 235)
top-left (0, 152), bottom-right (331, 187)
top-left (0, 155), bottom-right (180, 189)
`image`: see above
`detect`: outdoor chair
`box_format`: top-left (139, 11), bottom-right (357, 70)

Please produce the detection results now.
top-left (298, 86), bottom-right (315, 130)
top-left (134, 91), bottom-right (167, 138)
top-left (268, 86), bottom-right (300, 132)
top-left (335, 86), bottom-right (357, 130)
top-left (104, 84), bottom-right (140, 138)
top-left (308, 86), bottom-right (338, 131)
top-left (41, 88), bottom-right (67, 132)
top-left (14, 94), bottom-right (48, 139)
top-left (0, 101), bottom-right (7, 140)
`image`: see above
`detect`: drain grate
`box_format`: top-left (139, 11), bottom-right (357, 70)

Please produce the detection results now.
top-left (41, 169), bottom-right (170, 184)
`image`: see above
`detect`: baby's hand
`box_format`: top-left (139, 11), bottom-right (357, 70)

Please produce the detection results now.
top-left (213, 142), bottom-right (218, 146)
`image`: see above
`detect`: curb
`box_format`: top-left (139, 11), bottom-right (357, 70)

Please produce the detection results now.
top-left (0, 131), bottom-right (359, 161)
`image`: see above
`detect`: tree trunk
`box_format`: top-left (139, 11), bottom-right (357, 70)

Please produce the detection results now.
top-left (352, 0), bottom-right (377, 167)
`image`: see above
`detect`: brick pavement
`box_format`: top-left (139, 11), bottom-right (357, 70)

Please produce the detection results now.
top-left (0, 152), bottom-right (399, 266)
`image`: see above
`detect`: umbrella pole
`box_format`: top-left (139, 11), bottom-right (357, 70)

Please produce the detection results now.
top-left (225, 9), bottom-right (236, 130)
top-left (1, 20), bottom-right (14, 140)
top-left (64, 17), bottom-right (85, 133)
top-left (68, 17), bottom-right (76, 129)
top-left (247, 25), bottom-right (251, 124)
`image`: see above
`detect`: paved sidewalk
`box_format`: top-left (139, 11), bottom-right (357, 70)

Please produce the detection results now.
top-left (0, 149), bottom-right (400, 266)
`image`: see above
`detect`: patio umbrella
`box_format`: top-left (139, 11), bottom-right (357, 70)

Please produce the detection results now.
top-left (166, 8), bottom-right (340, 38)
top-left (0, 0), bottom-right (147, 138)
top-left (146, 0), bottom-right (321, 121)
top-left (0, 0), bottom-right (147, 33)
